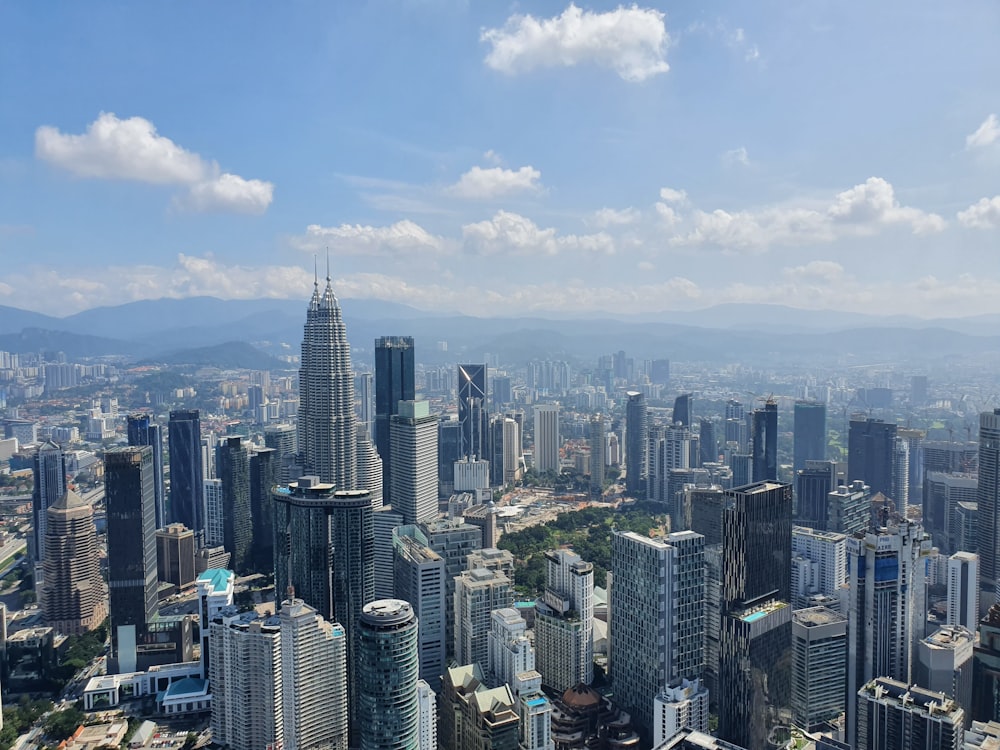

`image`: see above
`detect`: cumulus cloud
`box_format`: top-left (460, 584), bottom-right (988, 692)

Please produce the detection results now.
top-left (35, 112), bottom-right (273, 213)
top-left (462, 210), bottom-right (614, 255)
top-left (957, 196), bottom-right (1000, 229)
top-left (481, 3), bottom-right (670, 82)
top-left (782, 260), bottom-right (846, 283)
top-left (293, 220), bottom-right (445, 255)
top-left (588, 207), bottom-right (640, 228)
top-left (827, 177), bottom-right (945, 234)
top-left (722, 146), bottom-right (751, 167)
top-left (448, 165), bottom-right (542, 200)
top-left (658, 187), bottom-right (687, 203)
top-left (966, 114), bottom-right (1000, 150)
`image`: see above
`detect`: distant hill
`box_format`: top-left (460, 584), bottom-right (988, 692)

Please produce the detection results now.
top-left (0, 327), bottom-right (135, 357)
top-left (0, 306), bottom-right (63, 336)
top-left (137, 341), bottom-right (285, 370)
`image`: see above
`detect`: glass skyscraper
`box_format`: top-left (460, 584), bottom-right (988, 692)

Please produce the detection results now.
top-left (127, 414), bottom-right (165, 528)
top-left (168, 409), bottom-right (204, 539)
top-left (375, 335), bottom-right (415, 494)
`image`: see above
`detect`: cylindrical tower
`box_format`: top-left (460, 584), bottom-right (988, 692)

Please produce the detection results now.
top-left (357, 599), bottom-right (419, 750)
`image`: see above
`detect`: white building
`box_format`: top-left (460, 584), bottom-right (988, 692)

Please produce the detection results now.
top-left (356, 423), bottom-right (383, 511)
top-left (533, 404), bottom-right (561, 475)
top-left (390, 400), bottom-right (439, 524)
top-left (417, 679), bottom-right (437, 750)
top-left (653, 678), bottom-right (710, 746)
top-left (947, 551), bottom-right (979, 630)
top-left (791, 526), bottom-right (848, 610)
top-left (196, 568), bottom-right (234, 674)
top-left (454, 567), bottom-right (514, 670)
top-left (454, 457), bottom-right (491, 493)
top-left (488, 608), bottom-right (534, 688)
top-left (535, 549), bottom-right (594, 692)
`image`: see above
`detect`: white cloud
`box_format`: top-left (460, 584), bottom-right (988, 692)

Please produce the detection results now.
top-left (293, 220), bottom-right (445, 255)
top-left (966, 114), bottom-right (1000, 149)
top-left (782, 260), bottom-right (846, 283)
top-left (655, 202), bottom-right (681, 227)
top-left (677, 206), bottom-right (831, 250)
top-left (722, 146), bottom-right (751, 167)
top-left (462, 211), bottom-right (614, 255)
top-left (482, 149), bottom-right (503, 165)
top-left (957, 196), bottom-right (1000, 229)
top-left (827, 177), bottom-right (945, 234)
top-left (589, 206), bottom-right (640, 227)
top-left (481, 3), bottom-right (670, 82)
top-left (658, 187), bottom-right (687, 203)
top-left (35, 112), bottom-right (273, 213)
top-left (448, 165), bottom-right (542, 199)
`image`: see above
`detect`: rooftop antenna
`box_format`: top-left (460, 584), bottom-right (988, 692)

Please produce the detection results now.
top-left (326, 247), bottom-right (331, 283)
top-left (313, 254), bottom-right (318, 289)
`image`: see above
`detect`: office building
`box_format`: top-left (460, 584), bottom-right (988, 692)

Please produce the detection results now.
top-left (264, 423), bottom-right (298, 485)
top-left (848, 418), bottom-right (898, 500)
top-left (375, 336), bottom-right (415, 492)
top-left (534, 404), bottom-right (561, 476)
top-left (751, 399), bottom-right (778, 483)
top-left (791, 526), bottom-right (847, 610)
top-left (458, 364), bottom-right (488, 461)
top-left (355, 370), bottom-right (373, 435)
top-left (653, 678), bottom-right (710, 745)
top-left (374, 507), bottom-right (404, 600)
top-left (915, 624), bottom-right (974, 726)
top-left (196, 567), bottom-right (234, 676)
top-left (127, 414), bottom-right (166, 528)
top-left (156, 524), bottom-right (196, 588)
top-left (673, 393), bottom-right (693, 428)
top-left (280, 595), bottom-right (348, 750)
top-left (168, 410), bottom-right (204, 540)
top-left (357, 599), bottom-right (420, 750)
top-left (856, 678), bottom-right (963, 750)
top-left (796, 460), bottom-right (842, 529)
top-left (625, 392), bottom-right (647, 497)
top-left (390, 400), bottom-right (438, 524)
top-left (249, 446), bottom-right (276, 574)
top-left (722, 482), bottom-right (792, 608)
top-left (41, 489), bottom-right (107, 636)
top-left (298, 273), bottom-right (357, 489)
top-left (104, 446), bottom-right (158, 669)
top-left (438, 417), bottom-right (461, 497)
top-left (827, 480), bottom-right (871, 536)
top-left (31, 440), bottom-right (66, 580)
top-left (610, 530), bottom-right (705, 744)
top-left (966, 721), bottom-right (1000, 748)
top-left (217, 437), bottom-right (251, 574)
top-left (947, 552), bottom-right (979, 630)
top-left (394, 534), bottom-right (446, 690)
top-left (979, 409), bottom-right (1000, 613)
top-left (209, 608), bottom-right (283, 750)
top-left (534, 549), bottom-right (594, 693)
top-left (791, 607), bottom-right (847, 731)
top-left (846, 520), bottom-right (931, 746)
top-left (924, 472), bottom-right (977, 553)
top-left (794, 401), bottom-right (826, 473)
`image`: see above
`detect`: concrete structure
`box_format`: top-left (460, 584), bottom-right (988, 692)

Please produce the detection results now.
top-left (534, 404), bottom-right (561, 476)
top-left (981, 409), bottom-right (1000, 614)
top-left (653, 678), bottom-right (710, 746)
top-left (827, 480), bottom-right (871, 537)
top-left (947, 551), bottom-right (979, 631)
top-left (195, 568), bottom-right (233, 674)
top-left (915, 624), bottom-right (974, 728)
top-left (390, 400), bottom-right (439, 524)
top-left (203, 478), bottom-right (224, 548)
top-left (393, 534), bottom-right (446, 691)
top-left (156, 524), bottom-right (196, 589)
top-left (374, 507), bottom-right (404, 600)
top-left (791, 607), bottom-right (847, 731)
top-left (590, 414), bottom-right (605, 496)
top-left (458, 364), bottom-right (489, 462)
top-left (856, 677), bottom-right (963, 750)
top-left (791, 526), bottom-right (848, 611)
top-left (534, 548), bottom-right (594, 693)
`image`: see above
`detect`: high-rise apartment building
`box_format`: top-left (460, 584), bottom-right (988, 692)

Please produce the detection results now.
top-left (41, 489), bottom-right (107, 636)
top-left (263, 423), bottom-right (297, 485)
top-left (393, 534), bottom-right (446, 691)
top-left (947, 551), bottom-right (979, 630)
top-left (846, 520), bottom-right (931, 746)
top-left (856, 678), bottom-right (963, 750)
top-left (390, 400), bottom-right (438, 524)
top-left (610, 529), bottom-right (705, 744)
top-left (791, 526), bottom-right (847, 610)
top-left (298, 275), bottom-right (357, 489)
top-left (127, 414), bottom-right (165, 528)
top-left (534, 404), bottom-right (561, 476)
top-left (924, 471), bottom-right (977, 553)
top-left (217, 437), bottom-right (251, 574)
top-left (654, 678), bottom-right (711, 746)
top-left (625, 392), bottom-right (647, 497)
top-left (356, 424), bottom-right (383, 511)
top-left (457, 364), bottom-right (488, 461)
top-left (375, 336), bottom-right (415, 493)
top-left (848, 418), bottom-right (898, 500)
top-left (534, 548), bottom-right (594, 693)
top-left (168, 409), bottom-right (204, 539)
top-left (827, 480), bottom-right (871, 536)
top-left (791, 606), bottom-right (847, 731)
top-left (31, 440), bottom-right (65, 579)
top-left (357, 599), bottom-right (420, 750)
top-left (454, 567), bottom-right (514, 671)
top-left (590, 413), bottom-right (605, 497)
top-left (978, 409), bottom-right (1000, 614)
top-left (794, 401), bottom-right (827, 473)
top-left (105, 446), bottom-right (158, 669)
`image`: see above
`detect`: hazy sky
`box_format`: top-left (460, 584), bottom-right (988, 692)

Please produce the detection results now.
top-left (2, 1), bottom-right (1000, 317)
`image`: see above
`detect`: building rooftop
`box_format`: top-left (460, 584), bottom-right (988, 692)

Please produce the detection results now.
top-left (922, 624), bottom-right (975, 650)
top-left (196, 568), bottom-right (233, 593)
top-left (793, 606), bottom-right (847, 628)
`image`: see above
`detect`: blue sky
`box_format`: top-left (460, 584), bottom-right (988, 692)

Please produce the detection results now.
top-left (2, 0), bottom-right (1000, 317)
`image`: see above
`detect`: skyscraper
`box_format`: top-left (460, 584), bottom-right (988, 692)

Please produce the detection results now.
top-left (41, 489), bottom-right (107, 636)
top-left (298, 274), bottom-right (357, 489)
top-left (105, 446), bottom-right (158, 668)
top-left (389, 400), bottom-right (438, 524)
top-left (848, 418), bottom-right (898, 499)
top-left (625, 391), bottom-right (647, 497)
top-left (791, 607), bottom-right (847, 731)
top-left (249, 446), bottom-right (276, 574)
top-left (454, 566), bottom-right (514, 671)
top-left (127, 414), bottom-right (166, 528)
top-left (751, 399), bottom-right (778, 483)
top-left (978, 408), bottom-right (1000, 614)
top-left (168, 409), bottom-right (204, 539)
top-left (357, 599), bottom-right (420, 750)
top-left (673, 393), bottom-right (693, 428)
top-left (394, 534), bottom-right (446, 691)
top-left (948, 551), bottom-right (979, 631)
top-left (534, 548), bottom-right (594, 693)
top-left (457, 364), bottom-right (488, 461)
top-left (217, 437), bottom-right (251, 575)
top-left (795, 460), bottom-right (842, 529)
top-left (793, 401), bottom-right (827, 473)
top-left (264, 423), bottom-right (297, 485)
top-left (590, 413), bottom-right (605, 497)
top-left (533, 404), bottom-right (561, 476)
top-left (375, 335), bottom-right (415, 494)
top-left (31, 440), bottom-right (65, 582)
top-left (856, 678), bottom-right (963, 750)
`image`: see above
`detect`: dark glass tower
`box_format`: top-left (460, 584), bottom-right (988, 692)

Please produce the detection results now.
top-left (978, 409), bottom-right (1000, 609)
top-left (848, 418), bottom-right (897, 497)
top-left (217, 437), bottom-right (251, 574)
top-left (375, 335), bottom-right (415, 494)
top-left (722, 481), bottom-right (792, 608)
top-left (625, 391), bottom-right (647, 497)
top-left (168, 409), bottom-right (204, 540)
top-left (795, 460), bottom-right (841, 529)
top-left (298, 275), bottom-right (357, 489)
top-left (31, 440), bottom-right (66, 572)
top-left (457, 364), bottom-right (488, 460)
top-left (793, 401), bottom-right (827, 473)
top-left (699, 418), bottom-right (717, 465)
top-left (127, 414), bottom-right (165, 528)
top-left (249, 447), bottom-right (276, 574)
top-left (751, 399), bottom-right (779, 483)
top-left (105, 446), bottom-right (158, 659)
top-left (673, 393), bottom-right (693, 428)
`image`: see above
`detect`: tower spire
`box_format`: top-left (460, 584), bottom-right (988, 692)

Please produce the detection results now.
top-left (313, 254), bottom-right (319, 289)
top-left (326, 247), bottom-right (331, 283)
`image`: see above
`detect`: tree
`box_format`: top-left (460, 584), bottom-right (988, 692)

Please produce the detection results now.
top-left (43, 706), bottom-right (85, 742)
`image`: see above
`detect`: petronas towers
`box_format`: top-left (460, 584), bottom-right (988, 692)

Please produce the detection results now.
top-left (298, 273), bottom-right (357, 490)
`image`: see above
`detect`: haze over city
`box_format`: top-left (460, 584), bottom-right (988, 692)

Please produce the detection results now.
top-left (2, 1), bottom-right (1000, 317)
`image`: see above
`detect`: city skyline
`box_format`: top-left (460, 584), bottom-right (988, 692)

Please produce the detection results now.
top-left (2, 2), bottom-right (1000, 318)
